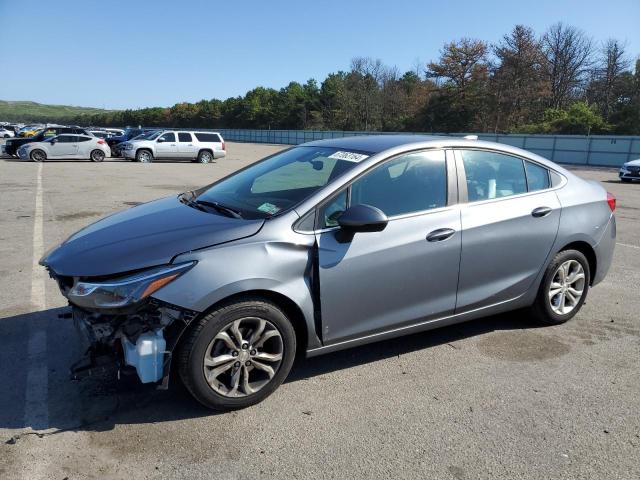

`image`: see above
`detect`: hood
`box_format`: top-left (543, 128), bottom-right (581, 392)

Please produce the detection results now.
top-left (624, 158), bottom-right (640, 167)
top-left (41, 196), bottom-right (264, 277)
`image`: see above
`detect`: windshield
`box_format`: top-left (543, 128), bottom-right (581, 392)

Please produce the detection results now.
top-left (192, 146), bottom-right (369, 219)
top-left (133, 131), bottom-right (158, 140)
top-left (147, 131), bottom-right (163, 140)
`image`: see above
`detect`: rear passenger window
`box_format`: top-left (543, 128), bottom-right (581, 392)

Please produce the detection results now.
top-left (525, 161), bottom-right (550, 191)
top-left (77, 136), bottom-right (91, 142)
top-left (461, 150), bottom-right (526, 201)
top-left (194, 133), bottom-right (222, 143)
top-left (178, 132), bottom-right (192, 142)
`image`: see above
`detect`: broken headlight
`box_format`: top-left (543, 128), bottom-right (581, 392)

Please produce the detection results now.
top-left (68, 262), bottom-right (195, 309)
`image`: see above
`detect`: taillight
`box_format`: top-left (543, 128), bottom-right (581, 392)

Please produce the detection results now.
top-left (607, 192), bottom-right (616, 212)
top-left (97, 139), bottom-right (106, 144)
top-left (221, 142), bottom-right (225, 151)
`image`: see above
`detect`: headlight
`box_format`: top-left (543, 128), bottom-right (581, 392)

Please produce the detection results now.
top-left (67, 262), bottom-right (195, 309)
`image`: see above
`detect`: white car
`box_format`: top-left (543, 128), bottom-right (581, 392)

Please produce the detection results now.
top-left (18, 134), bottom-right (111, 162)
top-left (0, 128), bottom-right (15, 138)
top-left (619, 159), bottom-right (640, 182)
top-left (121, 130), bottom-right (226, 163)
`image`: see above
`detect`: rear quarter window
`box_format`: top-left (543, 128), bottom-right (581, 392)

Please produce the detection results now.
top-left (194, 133), bottom-right (222, 143)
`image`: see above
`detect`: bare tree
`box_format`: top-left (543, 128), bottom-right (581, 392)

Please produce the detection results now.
top-left (491, 25), bottom-right (549, 131)
top-left (541, 23), bottom-right (594, 108)
top-left (591, 39), bottom-right (631, 119)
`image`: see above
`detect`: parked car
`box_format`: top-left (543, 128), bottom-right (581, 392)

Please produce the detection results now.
top-left (619, 158), bottom-right (640, 182)
top-left (89, 130), bottom-right (115, 139)
top-left (18, 134), bottom-right (110, 162)
top-left (106, 127), bottom-right (157, 156)
top-left (41, 135), bottom-right (616, 410)
top-left (0, 127), bottom-right (15, 138)
top-left (16, 124), bottom-right (44, 137)
top-left (120, 130), bottom-right (226, 163)
top-left (2, 126), bottom-right (89, 156)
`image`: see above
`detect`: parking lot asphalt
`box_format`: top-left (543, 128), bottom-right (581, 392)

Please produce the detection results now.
top-left (0, 142), bottom-right (638, 480)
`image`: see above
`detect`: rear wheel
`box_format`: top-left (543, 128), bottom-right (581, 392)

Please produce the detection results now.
top-left (90, 149), bottom-right (105, 162)
top-left (178, 297), bottom-right (296, 411)
top-left (136, 149), bottom-right (153, 163)
top-left (30, 149), bottom-right (46, 162)
top-left (197, 150), bottom-right (213, 164)
top-left (530, 249), bottom-right (590, 325)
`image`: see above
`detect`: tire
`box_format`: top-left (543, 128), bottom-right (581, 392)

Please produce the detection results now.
top-left (620, 178), bottom-right (632, 183)
top-left (136, 149), bottom-right (153, 163)
top-left (90, 149), bottom-right (105, 162)
top-left (530, 249), bottom-right (590, 325)
top-left (30, 149), bottom-right (46, 162)
top-left (2, 134), bottom-right (8, 139)
top-left (178, 297), bottom-right (296, 411)
top-left (197, 150), bottom-right (213, 164)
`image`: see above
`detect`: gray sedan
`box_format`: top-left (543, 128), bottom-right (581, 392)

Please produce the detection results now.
top-left (41, 135), bottom-right (616, 410)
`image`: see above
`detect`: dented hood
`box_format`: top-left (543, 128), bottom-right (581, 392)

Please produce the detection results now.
top-left (41, 196), bottom-right (264, 277)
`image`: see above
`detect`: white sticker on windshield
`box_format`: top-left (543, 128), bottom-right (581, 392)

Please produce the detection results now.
top-left (328, 151), bottom-right (369, 162)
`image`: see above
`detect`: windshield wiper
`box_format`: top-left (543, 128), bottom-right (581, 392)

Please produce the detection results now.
top-left (195, 200), bottom-right (243, 219)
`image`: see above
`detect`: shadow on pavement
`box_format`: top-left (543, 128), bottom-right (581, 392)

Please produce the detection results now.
top-left (0, 306), bottom-right (538, 439)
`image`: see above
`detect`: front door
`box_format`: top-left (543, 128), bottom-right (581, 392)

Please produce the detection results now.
top-left (155, 131), bottom-right (178, 158)
top-left (316, 149), bottom-right (461, 344)
top-left (455, 149), bottom-right (561, 311)
top-left (49, 135), bottom-right (79, 158)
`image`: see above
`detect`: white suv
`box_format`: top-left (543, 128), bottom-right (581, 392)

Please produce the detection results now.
top-left (121, 130), bottom-right (226, 163)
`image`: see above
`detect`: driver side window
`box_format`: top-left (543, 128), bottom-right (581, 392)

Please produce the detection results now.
top-left (159, 132), bottom-right (175, 142)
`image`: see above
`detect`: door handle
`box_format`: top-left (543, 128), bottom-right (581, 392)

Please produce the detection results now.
top-left (426, 228), bottom-right (456, 242)
top-left (531, 206), bottom-right (552, 218)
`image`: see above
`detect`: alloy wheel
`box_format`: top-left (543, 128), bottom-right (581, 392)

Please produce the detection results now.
top-left (548, 259), bottom-right (585, 315)
top-left (203, 317), bottom-right (284, 397)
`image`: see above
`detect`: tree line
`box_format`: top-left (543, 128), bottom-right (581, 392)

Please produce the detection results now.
top-left (27, 23), bottom-right (640, 135)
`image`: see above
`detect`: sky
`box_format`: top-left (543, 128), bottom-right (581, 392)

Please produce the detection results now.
top-left (0, 0), bottom-right (638, 110)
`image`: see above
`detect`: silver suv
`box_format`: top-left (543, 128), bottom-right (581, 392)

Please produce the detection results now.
top-left (121, 130), bottom-right (226, 163)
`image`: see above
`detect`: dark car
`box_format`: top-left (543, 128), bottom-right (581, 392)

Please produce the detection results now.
top-left (106, 128), bottom-right (158, 157)
top-left (3, 126), bottom-right (89, 156)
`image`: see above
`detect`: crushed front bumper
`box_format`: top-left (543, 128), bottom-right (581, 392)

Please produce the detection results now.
top-left (66, 298), bottom-right (198, 388)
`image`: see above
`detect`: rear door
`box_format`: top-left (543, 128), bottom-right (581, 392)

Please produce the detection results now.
top-left (155, 131), bottom-right (177, 158)
top-left (455, 149), bottom-right (561, 312)
top-left (177, 132), bottom-right (196, 158)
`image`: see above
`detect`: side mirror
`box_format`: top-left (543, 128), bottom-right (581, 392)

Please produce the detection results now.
top-left (50, 138), bottom-right (57, 144)
top-left (157, 138), bottom-right (164, 143)
top-left (338, 204), bottom-right (388, 233)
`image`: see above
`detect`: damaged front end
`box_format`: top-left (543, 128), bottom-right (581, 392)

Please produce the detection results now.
top-left (48, 262), bottom-right (198, 388)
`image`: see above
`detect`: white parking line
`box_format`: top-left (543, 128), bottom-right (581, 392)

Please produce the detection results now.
top-left (25, 161), bottom-right (49, 430)
top-left (617, 242), bottom-right (640, 250)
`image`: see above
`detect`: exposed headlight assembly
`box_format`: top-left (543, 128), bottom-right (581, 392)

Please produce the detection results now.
top-left (68, 262), bottom-right (195, 309)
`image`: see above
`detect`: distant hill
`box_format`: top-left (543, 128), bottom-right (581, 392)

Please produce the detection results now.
top-left (0, 100), bottom-right (113, 122)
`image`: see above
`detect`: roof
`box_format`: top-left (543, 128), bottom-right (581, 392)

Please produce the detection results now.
top-left (302, 134), bottom-right (445, 154)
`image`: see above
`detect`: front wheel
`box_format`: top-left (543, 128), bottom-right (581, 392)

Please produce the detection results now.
top-left (530, 249), bottom-right (590, 325)
top-left (136, 149), bottom-right (153, 163)
top-left (90, 149), bottom-right (105, 162)
top-left (30, 149), bottom-right (46, 162)
top-left (177, 298), bottom-right (296, 411)
top-left (620, 178), bottom-right (632, 183)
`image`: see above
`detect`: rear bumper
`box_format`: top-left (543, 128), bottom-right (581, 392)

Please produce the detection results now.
top-left (214, 150), bottom-right (227, 159)
top-left (592, 214), bottom-right (616, 286)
